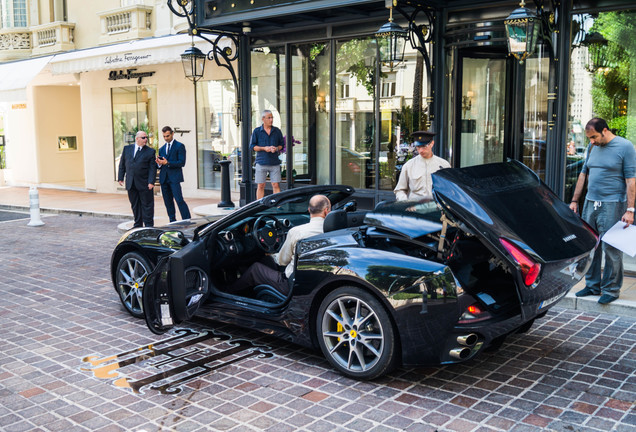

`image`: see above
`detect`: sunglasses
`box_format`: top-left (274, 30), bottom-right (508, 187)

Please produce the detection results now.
top-left (139, 136), bottom-right (148, 139)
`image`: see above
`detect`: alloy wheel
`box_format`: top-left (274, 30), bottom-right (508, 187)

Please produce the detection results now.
top-left (116, 252), bottom-right (150, 318)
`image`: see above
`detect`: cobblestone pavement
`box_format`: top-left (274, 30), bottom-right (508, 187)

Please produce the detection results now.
top-left (1, 214), bottom-right (635, 432)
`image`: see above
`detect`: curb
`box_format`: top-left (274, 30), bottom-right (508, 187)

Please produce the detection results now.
top-left (561, 291), bottom-right (636, 319)
top-left (0, 204), bottom-right (131, 220)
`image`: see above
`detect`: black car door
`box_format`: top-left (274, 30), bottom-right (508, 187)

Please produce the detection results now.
top-left (144, 235), bottom-right (211, 334)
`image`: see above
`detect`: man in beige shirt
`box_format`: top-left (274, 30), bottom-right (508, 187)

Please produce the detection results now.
top-left (227, 194), bottom-right (331, 296)
top-left (394, 130), bottom-right (451, 201)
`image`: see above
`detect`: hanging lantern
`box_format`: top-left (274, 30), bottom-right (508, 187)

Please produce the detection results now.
top-left (181, 44), bottom-right (206, 82)
top-left (374, 5), bottom-right (408, 69)
top-left (504, 0), bottom-right (541, 63)
top-left (581, 32), bottom-right (610, 72)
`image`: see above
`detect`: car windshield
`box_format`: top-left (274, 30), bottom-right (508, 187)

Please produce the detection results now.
top-left (374, 199), bottom-right (442, 222)
top-left (366, 200), bottom-right (444, 239)
top-left (260, 189), bottom-right (352, 216)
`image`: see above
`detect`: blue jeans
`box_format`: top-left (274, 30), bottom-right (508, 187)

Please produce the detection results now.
top-left (581, 199), bottom-right (626, 297)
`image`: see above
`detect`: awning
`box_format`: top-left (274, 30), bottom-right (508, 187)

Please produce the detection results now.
top-left (0, 56), bottom-right (51, 101)
top-left (49, 34), bottom-right (206, 75)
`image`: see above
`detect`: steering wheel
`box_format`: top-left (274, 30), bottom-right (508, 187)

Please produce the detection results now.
top-left (252, 215), bottom-right (285, 253)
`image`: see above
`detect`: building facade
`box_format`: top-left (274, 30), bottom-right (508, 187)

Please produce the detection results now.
top-left (0, 0), bottom-right (232, 199)
top-left (2, 0), bottom-right (636, 213)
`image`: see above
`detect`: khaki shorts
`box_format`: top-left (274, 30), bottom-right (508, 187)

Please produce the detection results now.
top-left (254, 164), bottom-right (281, 184)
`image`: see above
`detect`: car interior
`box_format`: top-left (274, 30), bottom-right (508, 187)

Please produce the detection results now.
top-left (203, 195), bottom-right (521, 317)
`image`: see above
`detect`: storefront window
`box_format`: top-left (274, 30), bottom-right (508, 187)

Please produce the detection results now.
top-left (459, 56), bottom-right (507, 168)
top-left (250, 46), bottom-right (286, 184)
top-left (288, 42), bottom-right (326, 182)
top-left (245, 37), bottom-right (428, 195)
top-left (569, 10), bottom-right (636, 273)
top-left (313, 42), bottom-right (331, 186)
top-left (196, 80), bottom-right (240, 191)
top-left (111, 86), bottom-right (157, 178)
top-left (335, 38), bottom-right (375, 189)
top-left (523, 44), bottom-right (549, 181)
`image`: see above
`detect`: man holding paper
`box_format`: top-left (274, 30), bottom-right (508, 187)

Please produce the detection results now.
top-left (569, 118), bottom-right (636, 304)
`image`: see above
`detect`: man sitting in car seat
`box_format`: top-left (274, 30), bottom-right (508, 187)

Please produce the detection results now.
top-left (227, 194), bottom-right (331, 297)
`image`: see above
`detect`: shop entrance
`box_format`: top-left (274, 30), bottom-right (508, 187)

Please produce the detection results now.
top-left (453, 50), bottom-right (513, 168)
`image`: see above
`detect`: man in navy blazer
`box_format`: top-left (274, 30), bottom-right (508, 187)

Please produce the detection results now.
top-left (156, 126), bottom-right (191, 222)
top-left (118, 131), bottom-right (157, 227)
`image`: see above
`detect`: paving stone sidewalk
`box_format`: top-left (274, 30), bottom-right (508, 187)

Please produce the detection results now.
top-left (0, 213), bottom-right (634, 432)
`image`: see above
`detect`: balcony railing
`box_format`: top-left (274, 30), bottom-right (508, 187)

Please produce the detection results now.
top-left (31, 22), bottom-right (76, 56)
top-left (98, 5), bottom-right (153, 45)
top-left (0, 29), bottom-right (31, 61)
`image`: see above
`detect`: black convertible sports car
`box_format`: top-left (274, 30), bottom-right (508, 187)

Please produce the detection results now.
top-left (111, 160), bottom-right (598, 380)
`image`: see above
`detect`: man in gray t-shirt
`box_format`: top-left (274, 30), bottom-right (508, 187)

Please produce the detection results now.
top-left (570, 117), bottom-right (636, 304)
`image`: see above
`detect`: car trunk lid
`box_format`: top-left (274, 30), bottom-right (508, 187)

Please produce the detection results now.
top-left (432, 160), bottom-right (597, 304)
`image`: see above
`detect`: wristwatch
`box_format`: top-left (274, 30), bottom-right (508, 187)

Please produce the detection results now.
top-left (627, 207), bottom-right (635, 212)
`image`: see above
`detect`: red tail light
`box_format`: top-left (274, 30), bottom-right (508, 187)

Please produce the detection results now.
top-left (459, 303), bottom-right (491, 323)
top-left (467, 305), bottom-right (480, 314)
top-left (499, 238), bottom-right (541, 286)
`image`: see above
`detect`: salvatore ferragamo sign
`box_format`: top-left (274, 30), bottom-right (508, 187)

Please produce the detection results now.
top-left (108, 68), bottom-right (155, 84)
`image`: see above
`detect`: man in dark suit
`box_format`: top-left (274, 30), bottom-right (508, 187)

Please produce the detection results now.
top-left (156, 126), bottom-right (191, 222)
top-left (118, 131), bottom-right (157, 227)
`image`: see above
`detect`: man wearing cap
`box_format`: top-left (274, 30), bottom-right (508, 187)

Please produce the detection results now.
top-left (394, 130), bottom-right (451, 201)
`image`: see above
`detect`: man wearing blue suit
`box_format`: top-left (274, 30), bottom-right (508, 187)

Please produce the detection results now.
top-left (156, 126), bottom-right (191, 222)
top-left (118, 131), bottom-right (157, 227)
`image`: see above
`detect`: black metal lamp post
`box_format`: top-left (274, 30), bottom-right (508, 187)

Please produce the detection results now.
top-left (374, 1), bottom-right (408, 69)
top-left (504, 0), bottom-right (541, 63)
top-left (181, 44), bottom-right (206, 82)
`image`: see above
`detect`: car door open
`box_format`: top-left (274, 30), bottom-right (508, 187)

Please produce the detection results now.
top-left (144, 237), bottom-right (211, 334)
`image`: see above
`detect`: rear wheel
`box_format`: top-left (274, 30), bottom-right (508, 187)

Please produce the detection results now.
top-left (115, 251), bottom-right (152, 318)
top-left (316, 286), bottom-right (396, 380)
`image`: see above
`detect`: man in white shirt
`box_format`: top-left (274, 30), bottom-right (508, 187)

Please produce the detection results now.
top-left (394, 130), bottom-right (451, 201)
top-left (227, 194), bottom-right (331, 296)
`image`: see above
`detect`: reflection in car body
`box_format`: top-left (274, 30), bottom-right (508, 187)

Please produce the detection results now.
top-left (110, 161), bottom-right (598, 380)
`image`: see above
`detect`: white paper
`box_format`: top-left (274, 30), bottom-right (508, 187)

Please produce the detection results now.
top-left (601, 220), bottom-right (636, 257)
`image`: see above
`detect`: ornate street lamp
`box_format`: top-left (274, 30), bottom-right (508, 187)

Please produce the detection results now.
top-left (181, 43), bottom-right (206, 83)
top-left (504, 0), bottom-right (541, 63)
top-left (581, 32), bottom-right (611, 73)
top-left (374, 1), bottom-right (408, 69)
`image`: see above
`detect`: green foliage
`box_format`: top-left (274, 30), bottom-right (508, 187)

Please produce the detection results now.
top-left (589, 12), bottom-right (634, 122)
top-left (608, 115), bottom-right (627, 137)
top-left (336, 39), bottom-right (378, 97)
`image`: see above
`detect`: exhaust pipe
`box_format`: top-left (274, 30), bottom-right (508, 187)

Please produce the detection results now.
top-left (449, 347), bottom-right (471, 360)
top-left (456, 333), bottom-right (478, 347)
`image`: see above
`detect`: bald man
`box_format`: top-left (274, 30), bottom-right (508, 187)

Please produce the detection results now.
top-left (228, 194), bottom-right (331, 296)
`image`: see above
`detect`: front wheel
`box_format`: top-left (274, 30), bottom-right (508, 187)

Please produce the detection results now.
top-left (316, 286), bottom-right (396, 380)
top-left (115, 251), bottom-right (152, 318)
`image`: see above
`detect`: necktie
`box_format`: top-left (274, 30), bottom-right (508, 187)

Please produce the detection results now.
top-left (167, 143), bottom-right (171, 156)
top-left (134, 147), bottom-right (139, 160)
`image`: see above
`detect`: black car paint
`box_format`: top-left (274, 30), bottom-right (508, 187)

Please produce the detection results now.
top-left (114, 164), bottom-right (597, 376)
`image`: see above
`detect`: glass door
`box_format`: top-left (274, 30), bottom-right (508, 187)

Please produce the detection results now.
top-left (111, 86), bottom-right (158, 178)
top-left (455, 54), bottom-right (508, 168)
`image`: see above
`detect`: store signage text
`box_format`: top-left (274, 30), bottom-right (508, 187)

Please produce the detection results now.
top-left (108, 69), bottom-right (155, 84)
top-left (105, 52), bottom-right (152, 66)
top-left (174, 128), bottom-right (191, 136)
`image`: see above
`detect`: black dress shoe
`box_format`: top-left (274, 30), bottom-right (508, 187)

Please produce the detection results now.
top-left (575, 287), bottom-right (600, 297)
top-left (598, 294), bottom-right (618, 304)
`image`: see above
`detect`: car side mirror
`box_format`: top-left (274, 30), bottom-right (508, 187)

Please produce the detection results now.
top-left (159, 231), bottom-right (188, 248)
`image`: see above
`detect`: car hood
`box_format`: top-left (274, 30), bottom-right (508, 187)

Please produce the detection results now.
top-left (431, 160), bottom-right (597, 262)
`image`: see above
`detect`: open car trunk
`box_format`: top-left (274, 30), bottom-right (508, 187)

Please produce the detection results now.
top-left (367, 160), bottom-right (597, 318)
